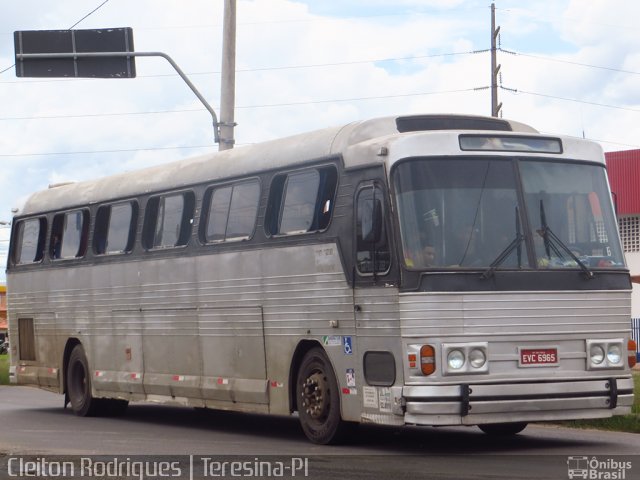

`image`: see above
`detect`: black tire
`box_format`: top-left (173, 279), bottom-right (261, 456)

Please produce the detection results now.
top-left (296, 347), bottom-right (349, 444)
top-left (478, 422), bottom-right (528, 436)
top-left (66, 344), bottom-right (100, 416)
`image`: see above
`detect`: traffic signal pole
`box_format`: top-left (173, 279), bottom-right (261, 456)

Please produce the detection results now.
top-left (219, 0), bottom-right (237, 151)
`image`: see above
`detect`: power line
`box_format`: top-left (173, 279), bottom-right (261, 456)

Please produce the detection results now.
top-left (496, 7), bottom-right (640, 32)
top-left (500, 48), bottom-right (640, 76)
top-left (0, 144), bottom-right (216, 158)
top-left (0, 64), bottom-right (14, 75)
top-left (0, 6), bottom-right (490, 35)
top-left (0, 49), bottom-right (487, 84)
top-left (238, 87), bottom-right (480, 109)
top-left (0, 87), bottom-right (484, 157)
top-left (586, 138), bottom-right (640, 150)
top-left (5, 82), bottom-right (637, 123)
top-left (0, 108), bottom-right (200, 121)
top-left (500, 86), bottom-right (640, 114)
top-left (68, 0), bottom-right (111, 29)
top-left (0, 87), bottom-right (482, 122)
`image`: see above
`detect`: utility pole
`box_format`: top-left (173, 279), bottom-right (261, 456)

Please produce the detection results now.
top-left (490, 3), bottom-right (502, 117)
top-left (219, 0), bottom-right (237, 151)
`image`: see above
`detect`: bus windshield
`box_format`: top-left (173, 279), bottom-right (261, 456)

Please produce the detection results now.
top-left (393, 157), bottom-right (625, 271)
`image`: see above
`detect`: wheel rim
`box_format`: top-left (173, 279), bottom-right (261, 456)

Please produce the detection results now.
top-left (301, 370), bottom-right (330, 422)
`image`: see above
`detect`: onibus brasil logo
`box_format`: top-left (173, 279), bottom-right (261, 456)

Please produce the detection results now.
top-left (567, 456), bottom-right (632, 479)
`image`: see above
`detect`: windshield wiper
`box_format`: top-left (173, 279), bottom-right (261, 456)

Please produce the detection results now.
top-left (538, 200), bottom-right (594, 279)
top-left (482, 206), bottom-right (524, 279)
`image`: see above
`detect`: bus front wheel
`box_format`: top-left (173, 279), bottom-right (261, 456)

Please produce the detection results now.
top-left (478, 422), bottom-right (528, 436)
top-left (67, 344), bottom-right (100, 417)
top-left (296, 347), bottom-right (348, 444)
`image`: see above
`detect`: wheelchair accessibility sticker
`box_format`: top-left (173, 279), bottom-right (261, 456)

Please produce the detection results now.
top-left (343, 336), bottom-right (353, 355)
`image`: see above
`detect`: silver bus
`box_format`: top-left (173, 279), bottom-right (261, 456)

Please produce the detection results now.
top-left (7, 114), bottom-right (636, 444)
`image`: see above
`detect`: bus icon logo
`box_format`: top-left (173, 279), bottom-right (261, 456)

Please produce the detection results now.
top-left (567, 456), bottom-right (589, 479)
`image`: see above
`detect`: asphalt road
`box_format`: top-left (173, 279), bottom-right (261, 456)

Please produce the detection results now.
top-left (0, 386), bottom-right (638, 479)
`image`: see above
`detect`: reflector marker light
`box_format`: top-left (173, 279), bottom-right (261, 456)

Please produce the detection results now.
top-left (629, 340), bottom-right (637, 368)
top-left (408, 353), bottom-right (417, 369)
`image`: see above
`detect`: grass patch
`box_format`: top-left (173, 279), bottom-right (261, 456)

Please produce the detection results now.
top-left (558, 372), bottom-right (640, 433)
top-left (0, 354), bottom-right (9, 385)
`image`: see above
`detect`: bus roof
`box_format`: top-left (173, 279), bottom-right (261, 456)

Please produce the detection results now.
top-left (18, 114), bottom-right (550, 216)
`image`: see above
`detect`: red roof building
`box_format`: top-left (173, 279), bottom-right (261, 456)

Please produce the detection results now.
top-left (606, 149), bottom-right (640, 215)
top-left (605, 149), bottom-right (640, 255)
top-left (605, 150), bottom-right (640, 326)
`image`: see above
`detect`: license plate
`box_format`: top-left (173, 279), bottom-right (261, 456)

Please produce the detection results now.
top-left (519, 347), bottom-right (559, 367)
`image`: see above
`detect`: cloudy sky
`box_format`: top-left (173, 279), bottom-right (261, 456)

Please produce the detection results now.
top-left (0, 0), bottom-right (639, 281)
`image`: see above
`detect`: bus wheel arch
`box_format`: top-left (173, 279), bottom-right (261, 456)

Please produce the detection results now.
top-left (288, 340), bottom-right (322, 413)
top-left (62, 338), bottom-right (82, 397)
top-left (293, 345), bottom-right (350, 444)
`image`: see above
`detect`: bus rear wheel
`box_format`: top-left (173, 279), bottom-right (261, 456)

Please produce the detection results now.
top-left (67, 344), bottom-right (100, 417)
top-left (478, 422), bottom-right (528, 436)
top-left (296, 347), bottom-right (348, 444)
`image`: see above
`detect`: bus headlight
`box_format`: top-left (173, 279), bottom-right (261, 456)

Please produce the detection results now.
top-left (586, 339), bottom-right (625, 370)
top-left (447, 350), bottom-right (465, 370)
top-left (607, 345), bottom-right (622, 364)
top-left (590, 345), bottom-right (605, 365)
top-left (442, 343), bottom-right (489, 375)
top-left (469, 348), bottom-right (487, 369)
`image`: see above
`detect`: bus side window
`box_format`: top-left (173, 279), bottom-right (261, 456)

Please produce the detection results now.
top-left (50, 210), bottom-right (89, 260)
top-left (13, 218), bottom-right (47, 265)
top-left (142, 192), bottom-right (195, 250)
top-left (94, 201), bottom-right (137, 255)
top-left (355, 185), bottom-right (390, 275)
top-left (203, 180), bottom-right (260, 243)
top-left (265, 165), bottom-right (337, 236)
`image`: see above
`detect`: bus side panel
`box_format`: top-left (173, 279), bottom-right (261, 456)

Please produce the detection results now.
top-left (260, 243), bottom-right (357, 418)
top-left (196, 249), bottom-right (269, 405)
top-left (354, 287), bottom-right (405, 425)
top-left (9, 270), bottom-right (75, 392)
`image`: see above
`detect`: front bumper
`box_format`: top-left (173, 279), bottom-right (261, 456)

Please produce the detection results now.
top-left (403, 377), bottom-right (634, 425)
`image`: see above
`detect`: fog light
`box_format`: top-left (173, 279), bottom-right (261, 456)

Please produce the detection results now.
top-left (590, 345), bottom-right (605, 365)
top-left (607, 344), bottom-right (622, 364)
top-left (447, 349), bottom-right (465, 370)
top-left (469, 348), bottom-right (486, 369)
